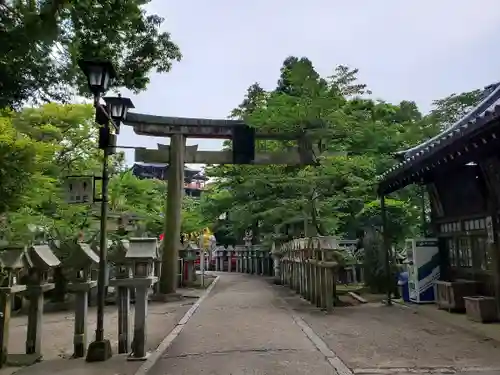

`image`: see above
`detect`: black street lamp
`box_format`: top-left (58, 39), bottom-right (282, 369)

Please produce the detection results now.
top-left (103, 94), bottom-right (135, 134)
top-left (78, 59), bottom-right (134, 362)
top-left (78, 60), bottom-right (116, 97)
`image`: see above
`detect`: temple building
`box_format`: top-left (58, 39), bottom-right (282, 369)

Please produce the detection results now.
top-left (131, 162), bottom-right (207, 197)
top-left (378, 82), bottom-right (500, 311)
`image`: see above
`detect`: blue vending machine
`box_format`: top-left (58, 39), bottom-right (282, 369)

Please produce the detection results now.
top-left (405, 238), bottom-right (440, 304)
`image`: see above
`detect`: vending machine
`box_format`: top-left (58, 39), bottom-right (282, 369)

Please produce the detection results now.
top-left (405, 238), bottom-right (440, 304)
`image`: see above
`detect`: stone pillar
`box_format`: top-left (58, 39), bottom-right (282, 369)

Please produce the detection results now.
top-left (273, 254), bottom-right (281, 284)
top-left (69, 281), bottom-right (96, 358)
top-left (352, 266), bottom-right (358, 284)
top-left (0, 287), bottom-right (18, 368)
top-left (159, 133), bottom-right (186, 296)
top-left (117, 286), bottom-right (130, 354)
top-left (242, 250), bottom-right (247, 273)
top-left (25, 286), bottom-right (43, 358)
top-left (228, 251), bottom-right (233, 273)
top-left (89, 268), bottom-right (99, 307)
top-left (130, 285), bottom-right (148, 360)
top-left (215, 251), bottom-right (221, 272)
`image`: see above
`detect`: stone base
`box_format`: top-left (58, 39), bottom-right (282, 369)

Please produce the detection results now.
top-left (150, 292), bottom-right (183, 302)
top-left (127, 352), bottom-right (150, 362)
top-left (85, 339), bottom-right (112, 362)
top-left (7, 353), bottom-right (42, 366)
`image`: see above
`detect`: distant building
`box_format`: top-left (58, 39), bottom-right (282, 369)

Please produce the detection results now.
top-left (131, 162), bottom-right (207, 197)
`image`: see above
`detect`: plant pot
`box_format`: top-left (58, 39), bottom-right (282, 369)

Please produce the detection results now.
top-left (463, 296), bottom-right (498, 323)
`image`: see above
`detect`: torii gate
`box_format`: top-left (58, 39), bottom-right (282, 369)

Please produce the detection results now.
top-left (123, 113), bottom-right (337, 298)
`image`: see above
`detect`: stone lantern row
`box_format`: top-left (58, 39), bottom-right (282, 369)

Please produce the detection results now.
top-left (0, 237), bottom-right (159, 368)
top-left (211, 245), bottom-right (274, 276)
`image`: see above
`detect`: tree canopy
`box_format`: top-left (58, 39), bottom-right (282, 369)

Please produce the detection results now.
top-left (0, 0), bottom-right (181, 109)
top-left (198, 56), bottom-right (485, 249)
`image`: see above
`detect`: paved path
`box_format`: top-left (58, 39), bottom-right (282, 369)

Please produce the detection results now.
top-left (150, 274), bottom-right (500, 375)
top-left (149, 274), bottom-right (335, 375)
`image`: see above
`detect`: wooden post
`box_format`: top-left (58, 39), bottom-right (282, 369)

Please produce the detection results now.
top-left (159, 134), bottom-right (186, 296)
top-left (479, 160), bottom-right (500, 316)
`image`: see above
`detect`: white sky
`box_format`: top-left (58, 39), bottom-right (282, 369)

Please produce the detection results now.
top-left (118, 0), bottom-right (500, 167)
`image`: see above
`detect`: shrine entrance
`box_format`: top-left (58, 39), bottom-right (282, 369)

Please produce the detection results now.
top-left (123, 113), bottom-right (338, 297)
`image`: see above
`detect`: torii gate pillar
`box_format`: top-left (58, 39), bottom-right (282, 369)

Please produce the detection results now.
top-left (159, 133), bottom-right (186, 297)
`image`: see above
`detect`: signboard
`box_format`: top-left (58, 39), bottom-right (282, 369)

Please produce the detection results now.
top-left (64, 176), bottom-right (94, 204)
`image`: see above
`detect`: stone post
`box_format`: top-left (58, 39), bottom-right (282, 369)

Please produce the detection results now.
top-left (69, 281), bottom-right (97, 358)
top-left (215, 249), bottom-right (221, 272)
top-left (325, 264), bottom-right (335, 312)
top-left (117, 286), bottom-right (130, 353)
top-left (130, 284), bottom-right (149, 360)
top-left (160, 133), bottom-right (186, 296)
top-left (0, 286), bottom-right (24, 367)
top-left (272, 244), bottom-right (281, 284)
top-left (242, 249), bottom-right (247, 273)
top-left (253, 248), bottom-right (258, 275)
top-left (0, 289), bottom-right (12, 367)
top-left (228, 249), bottom-right (233, 273)
top-left (26, 283), bottom-right (53, 359)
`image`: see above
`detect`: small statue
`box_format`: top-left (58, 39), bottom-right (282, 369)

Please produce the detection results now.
top-left (243, 229), bottom-right (253, 246)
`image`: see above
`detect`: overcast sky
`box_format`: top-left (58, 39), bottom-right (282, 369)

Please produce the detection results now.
top-left (118, 0), bottom-right (500, 167)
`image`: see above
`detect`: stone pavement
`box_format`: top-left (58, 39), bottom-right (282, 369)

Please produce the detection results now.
top-left (7, 274), bottom-right (500, 375)
top-left (150, 274), bottom-right (500, 375)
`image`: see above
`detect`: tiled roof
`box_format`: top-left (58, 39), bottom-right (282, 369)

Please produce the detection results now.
top-left (380, 82), bottom-right (500, 183)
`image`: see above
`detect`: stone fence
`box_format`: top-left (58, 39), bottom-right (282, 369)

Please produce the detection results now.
top-left (212, 236), bottom-right (346, 312)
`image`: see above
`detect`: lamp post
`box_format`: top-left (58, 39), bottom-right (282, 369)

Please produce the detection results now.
top-left (78, 59), bottom-right (134, 362)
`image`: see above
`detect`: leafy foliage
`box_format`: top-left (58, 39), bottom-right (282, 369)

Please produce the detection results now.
top-left (198, 56), bottom-right (486, 293)
top-left (0, 0), bottom-right (181, 108)
top-left (0, 103), bottom-right (202, 246)
top-left (201, 57), bottom-right (440, 246)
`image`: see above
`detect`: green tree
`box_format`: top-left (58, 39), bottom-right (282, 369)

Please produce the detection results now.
top-left (1, 0), bottom-right (181, 109)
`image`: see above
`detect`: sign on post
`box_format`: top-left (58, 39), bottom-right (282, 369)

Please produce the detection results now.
top-left (64, 176), bottom-right (94, 204)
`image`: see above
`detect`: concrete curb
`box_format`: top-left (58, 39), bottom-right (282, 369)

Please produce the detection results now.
top-left (273, 286), bottom-right (353, 375)
top-left (133, 275), bottom-right (220, 375)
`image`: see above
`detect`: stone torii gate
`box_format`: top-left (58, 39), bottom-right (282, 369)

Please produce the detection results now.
top-left (123, 113), bottom-right (334, 298)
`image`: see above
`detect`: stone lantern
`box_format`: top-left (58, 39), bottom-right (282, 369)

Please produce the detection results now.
top-left (63, 242), bottom-right (99, 283)
top-left (24, 245), bottom-right (61, 358)
top-left (182, 242), bottom-right (198, 283)
top-left (124, 238), bottom-right (158, 361)
top-left (108, 239), bottom-right (132, 355)
top-left (109, 239), bottom-right (131, 279)
top-left (0, 247), bottom-right (26, 366)
top-left (125, 238), bottom-right (158, 279)
top-left (0, 246), bottom-right (29, 288)
top-left (62, 242), bottom-right (99, 358)
top-left (25, 245), bottom-right (61, 285)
